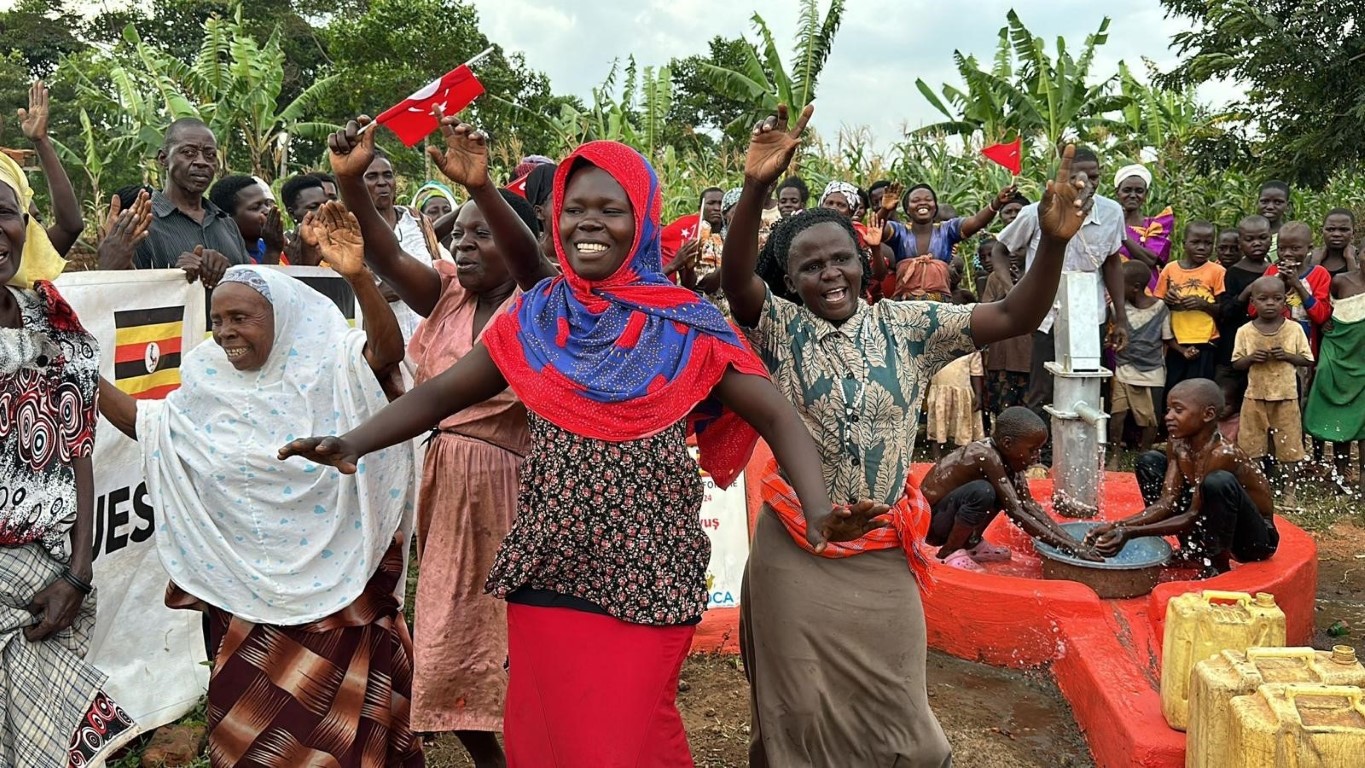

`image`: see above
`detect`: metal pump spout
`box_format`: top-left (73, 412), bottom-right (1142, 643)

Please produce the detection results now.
top-left (1043, 272), bottom-right (1112, 516)
top-left (1073, 401), bottom-right (1108, 447)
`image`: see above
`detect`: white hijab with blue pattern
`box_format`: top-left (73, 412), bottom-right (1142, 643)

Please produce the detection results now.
top-left (137, 266), bottom-right (413, 625)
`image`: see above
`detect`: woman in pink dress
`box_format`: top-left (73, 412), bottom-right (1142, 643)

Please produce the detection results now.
top-left (324, 114), bottom-right (551, 767)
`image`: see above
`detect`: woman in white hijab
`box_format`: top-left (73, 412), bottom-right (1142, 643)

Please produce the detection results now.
top-left (1114, 163), bottom-right (1175, 287)
top-left (97, 202), bottom-right (423, 767)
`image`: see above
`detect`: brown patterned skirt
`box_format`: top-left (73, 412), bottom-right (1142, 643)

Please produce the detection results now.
top-left (167, 539), bottom-right (423, 768)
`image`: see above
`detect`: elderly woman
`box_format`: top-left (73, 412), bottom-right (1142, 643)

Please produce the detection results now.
top-left (1115, 163), bottom-right (1175, 288)
top-left (96, 204), bottom-right (422, 767)
top-left (411, 180), bottom-right (459, 248)
top-left (722, 106), bottom-right (1089, 767)
top-left (0, 152), bottom-right (138, 767)
top-left (327, 115), bottom-right (543, 767)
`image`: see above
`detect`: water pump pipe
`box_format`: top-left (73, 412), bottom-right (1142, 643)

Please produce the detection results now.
top-left (1073, 401), bottom-right (1108, 448)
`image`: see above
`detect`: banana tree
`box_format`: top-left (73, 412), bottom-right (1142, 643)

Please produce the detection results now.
top-left (697, 0), bottom-right (845, 136)
top-left (913, 11), bottom-right (1129, 156)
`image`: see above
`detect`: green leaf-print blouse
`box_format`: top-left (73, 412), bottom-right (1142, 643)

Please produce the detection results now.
top-left (742, 289), bottom-right (977, 507)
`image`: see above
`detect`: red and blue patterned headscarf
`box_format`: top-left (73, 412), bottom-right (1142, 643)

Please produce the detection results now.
top-left (483, 141), bottom-right (765, 487)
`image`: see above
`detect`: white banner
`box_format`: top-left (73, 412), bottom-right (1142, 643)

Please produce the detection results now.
top-left (56, 269), bottom-right (211, 733)
top-left (692, 448), bottom-right (750, 609)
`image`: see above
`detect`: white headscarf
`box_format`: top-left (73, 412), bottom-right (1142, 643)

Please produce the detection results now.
top-left (822, 180), bottom-right (860, 211)
top-left (1114, 164), bottom-right (1152, 190)
top-left (137, 266), bottom-right (413, 625)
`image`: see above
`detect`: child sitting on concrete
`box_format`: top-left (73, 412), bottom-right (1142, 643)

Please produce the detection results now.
top-left (1108, 260), bottom-right (1173, 468)
top-left (1233, 275), bottom-right (1314, 509)
top-left (921, 406), bottom-right (1099, 571)
top-left (1087, 379), bottom-right (1277, 577)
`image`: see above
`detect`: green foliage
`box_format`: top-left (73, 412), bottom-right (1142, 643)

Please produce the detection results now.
top-left (697, 0), bottom-right (845, 137)
top-left (0, 0), bottom-right (85, 79)
top-left (1159, 0), bottom-right (1365, 186)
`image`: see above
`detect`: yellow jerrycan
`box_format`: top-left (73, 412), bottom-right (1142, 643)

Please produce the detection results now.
top-left (1186, 646), bottom-right (1365, 768)
top-left (1162, 591), bottom-right (1287, 730)
top-left (1226, 684), bottom-right (1365, 768)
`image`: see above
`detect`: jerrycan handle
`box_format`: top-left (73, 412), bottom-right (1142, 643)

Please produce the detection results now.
top-left (1200, 590), bottom-right (1252, 605)
top-left (1246, 647), bottom-right (1319, 662)
top-left (1280, 685), bottom-right (1365, 726)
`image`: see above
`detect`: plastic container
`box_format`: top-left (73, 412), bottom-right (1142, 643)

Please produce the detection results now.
top-left (1226, 684), bottom-right (1365, 767)
top-left (1186, 646), bottom-right (1365, 768)
top-left (1162, 591), bottom-right (1288, 730)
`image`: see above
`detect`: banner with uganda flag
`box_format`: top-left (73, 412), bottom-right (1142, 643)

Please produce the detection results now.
top-left (51, 267), bottom-right (365, 739)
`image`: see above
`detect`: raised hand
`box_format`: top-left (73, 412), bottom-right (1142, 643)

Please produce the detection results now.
top-left (994, 184), bottom-right (1018, 209)
top-left (96, 190), bottom-right (153, 269)
top-left (278, 435), bottom-right (360, 474)
top-left (426, 106), bottom-right (490, 190)
top-left (302, 201), bottom-right (367, 278)
top-left (261, 206), bottom-right (286, 252)
top-left (327, 116), bottom-right (378, 180)
top-left (1037, 145), bottom-right (1091, 242)
top-left (743, 104), bottom-right (814, 187)
top-left (880, 182), bottom-right (903, 213)
top-left (862, 221), bottom-right (884, 248)
top-left (17, 80), bottom-right (50, 142)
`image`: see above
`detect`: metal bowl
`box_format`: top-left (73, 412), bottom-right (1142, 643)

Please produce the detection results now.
top-left (1035, 522), bottom-right (1172, 599)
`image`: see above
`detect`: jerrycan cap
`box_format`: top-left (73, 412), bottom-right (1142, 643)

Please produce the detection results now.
top-left (1254, 592), bottom-right (1276, 607)
top-left (1331, 645), bottom-right (1357, 665)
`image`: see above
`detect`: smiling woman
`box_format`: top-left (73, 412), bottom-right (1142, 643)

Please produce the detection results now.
top-left (0, 153), bottom-right (139, 766)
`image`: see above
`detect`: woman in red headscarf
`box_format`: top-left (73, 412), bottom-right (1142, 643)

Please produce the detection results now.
top-left (283, 117), bottom-right (876, 767)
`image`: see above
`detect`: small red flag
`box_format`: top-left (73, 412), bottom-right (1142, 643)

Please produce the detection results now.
top-left (981, 137), bottom-right (1023, 175)
top-left (506, 173), bottom-right (530, 198)
top-left (659, 214), bottom-right (702, 263)
top-left (375, 65), bottom-right (485, 147)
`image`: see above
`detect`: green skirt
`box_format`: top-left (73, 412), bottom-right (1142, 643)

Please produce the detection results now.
top-left (1304, 314), bottom-right (1365, 441)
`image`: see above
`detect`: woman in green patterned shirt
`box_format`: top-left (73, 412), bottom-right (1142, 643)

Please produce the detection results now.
top-left (722, 105), bottom-right (1093, 767)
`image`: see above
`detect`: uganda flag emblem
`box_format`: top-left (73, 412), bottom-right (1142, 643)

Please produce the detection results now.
top-left (114, 305), bottom-right (184, 399)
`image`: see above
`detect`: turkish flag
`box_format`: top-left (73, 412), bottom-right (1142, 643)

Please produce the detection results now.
top-left (375, 65), bottom-right (485, 147)
top-left (506, 173), bottom-right (530, 198)
top-left (660, 214), bottom-right (702, 264)
top-left (981, 137), bottom-right (1023, 175)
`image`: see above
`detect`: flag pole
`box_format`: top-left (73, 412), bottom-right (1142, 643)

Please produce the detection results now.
top-left (360, 46), bottom-right (497, 134)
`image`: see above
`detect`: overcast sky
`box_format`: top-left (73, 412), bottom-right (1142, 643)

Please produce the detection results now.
top-left (468, 0), bottom-right (1232, 149)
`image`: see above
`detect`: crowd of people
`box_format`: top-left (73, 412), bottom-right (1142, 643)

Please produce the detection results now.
top-left (0, 73), bottom-right (1360, 768)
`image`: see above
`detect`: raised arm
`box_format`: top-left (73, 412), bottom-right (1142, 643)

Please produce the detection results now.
top-left (301, 201), bottom-right (404, 374)
top-left (326, 117), bottom-right (443, 316)
top-left (426, 109), bottom-right (555, 291)
top-left (97, 377), bottom-right (138, 440)
top-left (19, 81), bottom-right (83, 255)
top-left (970, 146), bottom-right (1088, 347)
top-left (278, 342), bottom-right (508, 473)
top-left (721, 105), bottom-right (814, 328)
top-left (958, 185), bottom-right (1015, 239)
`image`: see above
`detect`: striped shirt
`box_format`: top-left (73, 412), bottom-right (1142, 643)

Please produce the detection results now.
top-left (134, 190), bottom-right (251, 269)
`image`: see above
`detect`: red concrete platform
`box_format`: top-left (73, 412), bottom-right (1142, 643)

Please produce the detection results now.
top-left (691, 443), bottom-right (1319, 768)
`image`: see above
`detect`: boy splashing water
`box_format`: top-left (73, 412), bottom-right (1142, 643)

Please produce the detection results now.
top-left (1088, 379), bottom-right (1278, 577)
top-left (922, 407), bottom-right (1099, 570)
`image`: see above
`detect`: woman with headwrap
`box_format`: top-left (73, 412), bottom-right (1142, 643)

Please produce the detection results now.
top-left (96, 206), bottom-right (423, 767)
top-left (1115, 163), bottom-right (1175, 288)
top-left (722, 105), bottom-right (1090, 767)
top-left (322, 115), bottom-right (544, 768)
top-left (411, 180), bottom-right (460, 248)
top-left (283, 125), bottom-right (865, 765)
top-left (820, 180), bottom-right (894, 302)
top-left (522, 162), bottom-right (558, 259)
top-left (872, 182), bottom-right (1017, 301)
top-left (0, 151), bottom-right (140, 768)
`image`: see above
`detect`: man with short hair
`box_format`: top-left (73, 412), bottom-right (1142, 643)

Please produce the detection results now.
top-left (102, 118), bottom-right (248, 285)
top-left (989, 146), bottom-right (1130, 458)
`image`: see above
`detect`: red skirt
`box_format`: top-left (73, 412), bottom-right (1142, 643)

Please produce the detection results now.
top-left (505, 603), bottom-right (695, 767)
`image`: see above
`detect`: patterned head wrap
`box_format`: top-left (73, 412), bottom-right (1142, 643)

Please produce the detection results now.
top-left (821, 180), bottom-right (860, 211)
top-left (0, 152), bottom-right (66, 288)
top-left (411, 181), bottom-right (458, 213)
top-left (721, 187), bottom-right (743, 213)
top-left (219, 266), bottom-right (273, 304)
top-left (481, 141), bottom-right (768, 487)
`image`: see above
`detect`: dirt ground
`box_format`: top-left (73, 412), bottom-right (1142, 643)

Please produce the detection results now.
top-left (427, 649), bottom-right (1094, 768)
